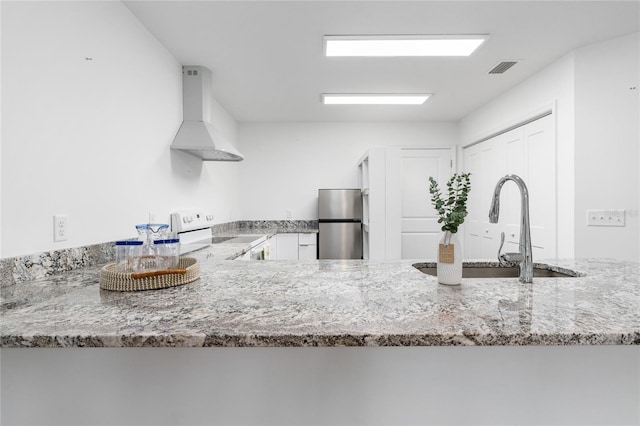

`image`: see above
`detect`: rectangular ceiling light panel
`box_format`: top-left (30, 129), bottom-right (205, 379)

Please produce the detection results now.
top-left (322, 94), bottom-right (431, 105)
top-left (325, 35), bottom-right (487, 57)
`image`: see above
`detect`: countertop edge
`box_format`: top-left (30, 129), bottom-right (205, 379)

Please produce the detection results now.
top-left (3, 331), bottom-right (638, 348)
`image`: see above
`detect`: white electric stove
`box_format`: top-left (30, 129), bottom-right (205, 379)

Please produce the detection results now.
top-left (170, 209), bottom-right (218, 253)
top-left (171, 209), bottom-right (268, 257)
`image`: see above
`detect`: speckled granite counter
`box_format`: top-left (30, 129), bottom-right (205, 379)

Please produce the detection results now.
top-left (2, 249), bottom-right (638, 347)
top-left (184, 226), bottom-right (317, 260)
top-left (0, 220), bottom-right (318, 286)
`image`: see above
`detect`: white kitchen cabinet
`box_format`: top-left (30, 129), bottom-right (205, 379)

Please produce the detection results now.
top-left (297, 232), bottom-right (317, 260)
top-left (298, 244), bottom-right (317, 260)
top-left (274, 233), bottom-right (299, 260)
top-left (274, 233), bottom-right (317, 260)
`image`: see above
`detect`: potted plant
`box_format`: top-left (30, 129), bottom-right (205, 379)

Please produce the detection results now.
top-left (428, 172), bottom-right (471, 285)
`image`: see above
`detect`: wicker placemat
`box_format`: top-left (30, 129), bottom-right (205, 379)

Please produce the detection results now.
top-left (100, 257), bottom-right (200, 291)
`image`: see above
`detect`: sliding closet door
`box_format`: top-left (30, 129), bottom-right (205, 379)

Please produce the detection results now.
top-left (522, 115), bottom-right (557, 258)
top-left (464, 135), bottom-right (506, 259)
top-left (464, 114), bottom-right (557, 259)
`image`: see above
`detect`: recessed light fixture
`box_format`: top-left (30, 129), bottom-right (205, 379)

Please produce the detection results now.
top-left (324, 35), bottom-right (488, 57)
top-left (322, 94), bottom-right (431, 105)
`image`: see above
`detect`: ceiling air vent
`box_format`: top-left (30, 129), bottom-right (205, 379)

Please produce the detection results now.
top-left (489, 61), bottom-right (518, 74)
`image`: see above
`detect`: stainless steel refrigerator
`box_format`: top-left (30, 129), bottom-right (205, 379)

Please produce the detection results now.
top-left (318, 189), bottom-right (363, 259)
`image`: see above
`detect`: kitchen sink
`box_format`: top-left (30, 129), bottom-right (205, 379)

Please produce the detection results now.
top-left (224, 235), bottom-right (266, 244)
top-left (413, 265), bottom-right (580, 278)
top-left (210, 236), bottom-right (235, 243)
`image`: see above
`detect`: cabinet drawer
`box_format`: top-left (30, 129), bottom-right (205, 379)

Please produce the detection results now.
top-left (298, 244), bottom-right (317, 260)
top-left (298, 232), bottom-right (317, 245)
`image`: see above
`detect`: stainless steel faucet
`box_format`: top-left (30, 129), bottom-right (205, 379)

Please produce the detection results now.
top-left (488, 174), bottom-right (533, 283)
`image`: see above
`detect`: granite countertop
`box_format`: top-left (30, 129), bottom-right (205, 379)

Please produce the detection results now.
top-left (183, 230), bottom-right (275, 260)
top-left (183, 227), bottom-right (318, 260)
top-left (1, 241), bottom-right (638, 347)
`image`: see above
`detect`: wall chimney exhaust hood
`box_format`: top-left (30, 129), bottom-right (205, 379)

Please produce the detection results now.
top-left (171, 66), bottom-right (244, 161)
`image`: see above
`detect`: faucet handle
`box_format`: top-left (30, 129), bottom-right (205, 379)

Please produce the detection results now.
top-left (497, 232), bottom-right (523, 267)
top-left (497, 232), bottom-right (506, 257)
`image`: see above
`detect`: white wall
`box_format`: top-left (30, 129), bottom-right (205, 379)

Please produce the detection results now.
top-left (0, 1), bottom-right (3, 258)
top-left (574, 32), bottom-right (639, 261)
top-left (458, 53), bottom-right (576, 259)
top-left (237, 122), bottom-right (457, 220)
top-left (458, 33), bottom-right (640, 262)
top-left (2, 3), bottom-right (637, 262)
top-left (1, 1), bottom-right (241, 258)
top-left (2, 347), bottom-right (639, 426)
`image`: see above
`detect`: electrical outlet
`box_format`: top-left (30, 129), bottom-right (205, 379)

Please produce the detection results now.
top-left (53, 215), bottom-right (68, 242)
top-left (586, 210), bottom-right (625, 227)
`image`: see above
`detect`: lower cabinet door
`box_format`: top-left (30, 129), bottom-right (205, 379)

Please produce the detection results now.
top-left (276, 234), bottom-right (299, 260)
top-left (298, 244), bottom-right (317, 260)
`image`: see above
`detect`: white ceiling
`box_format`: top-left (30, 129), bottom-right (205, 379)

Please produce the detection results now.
top-left (124, 1), bottom-right (639, 123)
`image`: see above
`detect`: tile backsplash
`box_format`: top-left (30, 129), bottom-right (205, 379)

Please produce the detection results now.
top-left (1, 242), bottom-right (115, 287)
top-left (0, 220), bottom-right (319, 287)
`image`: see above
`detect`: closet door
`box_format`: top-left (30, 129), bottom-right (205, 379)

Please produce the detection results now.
top-left (464, 136), bottom-right (506, 259)
top-left (523, 115), bottom-right (557, 258)
top-left (463, 114), bottom-right (556, 259)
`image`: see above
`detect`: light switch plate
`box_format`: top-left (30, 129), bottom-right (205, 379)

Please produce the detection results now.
top-left (586, 210), bottom-right (625, 227)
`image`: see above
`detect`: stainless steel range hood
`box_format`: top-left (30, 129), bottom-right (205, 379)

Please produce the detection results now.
top-left (171, 66), bottom-right (244, 161)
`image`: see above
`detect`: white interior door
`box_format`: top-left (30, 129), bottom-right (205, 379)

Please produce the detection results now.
top-left (525, 116), bottom-right (557, 257)
top-left (463, 114), bottom-right (556, 259)
top-left (387, 149), bottom-right (452, 260)
top-left (464, 136), bottom-right (506, 258)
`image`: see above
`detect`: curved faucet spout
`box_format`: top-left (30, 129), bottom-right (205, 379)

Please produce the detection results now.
top-left (488, 179), bottom-right (506, 223)
top-left (487, 174), bottom-right (533, 283)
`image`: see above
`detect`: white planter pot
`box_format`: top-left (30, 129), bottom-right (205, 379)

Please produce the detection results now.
top-left (437, 231), bottom-right (463, 285)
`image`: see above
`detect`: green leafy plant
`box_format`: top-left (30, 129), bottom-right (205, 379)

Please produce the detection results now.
top-left (428, 173), bottom-right (471, 234)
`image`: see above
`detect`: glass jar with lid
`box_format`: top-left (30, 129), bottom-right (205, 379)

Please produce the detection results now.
top-left (154, 239), bottom-right (180, 270)
top-left (115, 240), bottom-right (143, 273)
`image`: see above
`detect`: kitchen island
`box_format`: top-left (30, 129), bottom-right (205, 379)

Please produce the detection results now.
top-left (1, 254), bottom-right (639, 348)
top-left (1, 241), bottom-right (638, 425)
